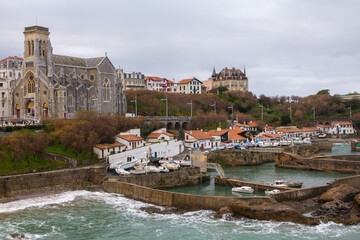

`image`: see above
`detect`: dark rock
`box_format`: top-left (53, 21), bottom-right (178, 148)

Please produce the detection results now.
top-left (354, 193), bottom-right (360, 207)
top-left (214, 207), bottom-right (232, 219)
top-left (319, 184), bottom-right (358, 203)
top-left (228, 202), bottom-right (319, 225)
top-left (140, 206), bottom-right (189, 215)
top-left (10, 233), bottom-right (26, 239)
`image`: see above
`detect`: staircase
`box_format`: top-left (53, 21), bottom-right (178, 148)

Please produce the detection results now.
top-left (192, 161), bottom-right (225, 178)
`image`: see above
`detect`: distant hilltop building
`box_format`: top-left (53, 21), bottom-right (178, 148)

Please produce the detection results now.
top-left (207, 67), bottom-right (248, 92)
top-left (0, 56), bottom-right (23, 118)
top-left (6, 25), bottom-right (126, 121)
top-left (117, 68), bottom-right (145, 90)
top-left (177, 77), bottom-right (203, 94)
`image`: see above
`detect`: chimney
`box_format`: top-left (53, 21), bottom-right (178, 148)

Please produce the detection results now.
top-left (217, 127), bottom-right (221, 131)
top-left (190, 130), bottom-right (192, 135)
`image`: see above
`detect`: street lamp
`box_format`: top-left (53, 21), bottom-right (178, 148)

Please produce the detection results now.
top-left (348, 106), bottom-right (352, 119)
top-left (161, 95), bottom-right (168, 117)
top-left (210, 101), bottom-right (216, 114)
top-left (288, 105), bottom-right (292, 121)
top-left (228, 104), bottom-right (234, 120)
top-left (130, 96), bottom-right (137, 117)
top-left (259, 105), bottom-right (264, 120)
top-left (312, 107), bottom-right (316, 120)
top-left (187, 99), bottom-right (193, 118)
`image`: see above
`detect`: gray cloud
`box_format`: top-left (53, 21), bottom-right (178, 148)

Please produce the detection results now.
top-left (1, 0), bottom-right (359, 96)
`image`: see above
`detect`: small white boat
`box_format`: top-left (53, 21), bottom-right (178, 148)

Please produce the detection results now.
top-left (115, 168), bottom-right (130, 175)
top-left (163, 162), bottom-right (180, 171)
top-left (130, 169), bottom-right (146, 175)
top-left (271, 180), bottom-right (288, 187)
top-left (231, 186), bottom-right (254, 194)
top-left (303, 138), bottom-right (311, 144)
top-left (265, 189), bottom-right (281, 195)
top-left (318, 133), bottom-right (326, 138)
top-left (292, 138), bottom-right (304, 145)
top-left (144, 165), bottom-right (161, 173)
top-left (272, 142), bottom-right (280, 147)
top-left (136, 158), bottom-right (150, 166)
top-left (174, 160), bottom-right (192, 167)
top-left (158, 166), bottom-right (170, 173)
top-left (280, 140), bottom-right (291, 146)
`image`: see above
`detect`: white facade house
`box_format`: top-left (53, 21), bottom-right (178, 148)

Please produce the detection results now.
top-left (177, 78), bottom-right (202, 94)
top-left (115, 134), bottom-right (144, 150)
top-left (147, 128), bottom-right (175, 143)
top-left (117, 68), bottom-right (145, 90)
top-left (330, 122), bottom-right (356, 135)
top-left (93, 142), bottom-right (126, 159)
top-left (184, 130), bottom-right (215, 149)
top-left (145, 76), bottom-right (168, 92)
top-left (107, 140), bottom-right (184, 162)
top-left (0, 56), bottom-right (23, 119)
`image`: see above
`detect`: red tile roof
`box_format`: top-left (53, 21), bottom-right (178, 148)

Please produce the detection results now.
top-left (167, 79), bottom-right (175, 84)
top-left (145, 76), bottom-right (166, 81)
top-left (0, 56), bottom-right (23, 62)
top-left (147, 132), bottom-right (174, 139)
top-left (276, 127), bottom-right (303, 133)
top-left (94, 142), bottom-right (124, 149)
top-left (185, 130), bottom-right (213, 140)
top-left (302, 127), bottom-right (319, 132)
top-left (207, 129), bottom-right (229, 136)
top-left (116, 134), bottom-right (143, 142)
top-left (248, 122), bottom-right (259, 127)
top-left (179, 78), bottom-right (195, 84)
top-left (228, 129), bottom-right (247, 141)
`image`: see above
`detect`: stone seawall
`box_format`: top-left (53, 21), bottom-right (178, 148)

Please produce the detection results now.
top-left (102, 180), bottom-right (272, 211)
top-left (0, 166), bottom-right (106, 201)
top-left (275, 153), bottom-right (360, 174)
top-left (207, 150), bottom-right (278, 167)
top-left (117, 167), bottom-right (210, 188)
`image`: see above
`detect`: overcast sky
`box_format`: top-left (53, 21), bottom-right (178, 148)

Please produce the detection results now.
top-left (1, 0), bottom-right (359, 96)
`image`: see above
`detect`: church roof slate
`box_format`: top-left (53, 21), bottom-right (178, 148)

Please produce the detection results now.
top-left (53, 54), bottom-right (104, 68)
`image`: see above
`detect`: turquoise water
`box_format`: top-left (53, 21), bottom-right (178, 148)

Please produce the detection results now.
top-left (1, 191), bottom-right (360, 240)
top-left (0, 144), bottom-right (359, 239)
top-left (319, 143), bottom-right (360, 156)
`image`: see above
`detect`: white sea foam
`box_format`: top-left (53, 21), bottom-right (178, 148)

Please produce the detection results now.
top-left (0, 190), bottom-right (92, 213)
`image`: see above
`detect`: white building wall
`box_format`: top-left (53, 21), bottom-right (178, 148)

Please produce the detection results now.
top-left (108, 140), bottom-right (184, 163)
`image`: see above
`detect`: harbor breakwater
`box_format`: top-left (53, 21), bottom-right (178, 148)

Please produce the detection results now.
top-left (207, 150), bottom-right (278, 166)
top-left (275, 152), bottom-right (360, 174)
top-left (0, 166), bottom-right (106, 202)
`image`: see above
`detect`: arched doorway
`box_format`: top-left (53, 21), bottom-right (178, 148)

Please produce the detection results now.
top-left (26, 100), bottom-right (34, 116)
top-left (16, 104), bottom-right (20, 118)
top-left (43, 102), bottom-right (48, 118)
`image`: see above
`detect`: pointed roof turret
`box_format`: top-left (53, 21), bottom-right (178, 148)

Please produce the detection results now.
top-left (243, 65), bottom-right (246, 77)
top-left (212, 66), bottom-right (216, 77)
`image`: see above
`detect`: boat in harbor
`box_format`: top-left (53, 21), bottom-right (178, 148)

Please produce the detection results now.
top-left (115, 168), bottom-right (130, 175)
top-left (231, 186), bottom-right (254, 194)
top-left (265, 189), bottom-right (281, 195)
top-left (163, 162), bottom-right (181, 171)
top-left (271, 179), bottom-right (303, 188)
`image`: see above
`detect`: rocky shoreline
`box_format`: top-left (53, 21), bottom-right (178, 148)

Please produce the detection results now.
top-left (214, 184), bottom-right (360, 225)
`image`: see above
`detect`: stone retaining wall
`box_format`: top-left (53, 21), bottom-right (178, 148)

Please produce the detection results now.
top-left (102, 180), bottom-right (272, 211)
top-left (0, 166), bottom-right (106, 200)
top-left (117, 167), bottom-right (209, 188)
top-left (207, 150), bottom-right (278, 167)
top-left (275, 152), bottom-right (360, 174)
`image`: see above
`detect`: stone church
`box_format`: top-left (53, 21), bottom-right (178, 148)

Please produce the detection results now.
top-left (11, 25), bottom-right (126, 121)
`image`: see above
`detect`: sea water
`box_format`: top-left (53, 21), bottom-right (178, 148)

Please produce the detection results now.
top-left (1, 190), bottom-right (360, 240)
top-left (1, 144), bottom-right (359, 239)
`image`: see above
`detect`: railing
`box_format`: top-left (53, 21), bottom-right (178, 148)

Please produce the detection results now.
top-left (192, 161), bottom-right (225, 178)
top-left (249, 148), bottom-right (284, 153)
top-left (146, 116), bottom-right (192, 121)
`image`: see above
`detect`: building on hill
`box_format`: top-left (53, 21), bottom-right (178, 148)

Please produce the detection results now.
top-left (9, 25), bottom-right (126, 122)
top-left (145, 76), bottom-right (169, 92)
top-left (177, 77), bottom-right (202, 94)
top-left (0, 56), bottom-right (23, 118)
top-left (210, 67), bottom-right (248, 91)
top-left (317, 122), bottom-right (356, 135)
top-left (184, 130), bottom-right (214, 149)
top-left (117, 68), bottom-right (145, 90)
top-left (147, 128), bottom-right (175, 142)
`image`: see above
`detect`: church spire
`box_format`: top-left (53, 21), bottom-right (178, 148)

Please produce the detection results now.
top-left (212, 66), bottom-right (216, 77)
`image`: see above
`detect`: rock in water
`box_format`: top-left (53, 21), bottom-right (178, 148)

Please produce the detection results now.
top-left (319, 184), bottom-right (358, 203)
top-left (227, 202), bottom-right (319, 225)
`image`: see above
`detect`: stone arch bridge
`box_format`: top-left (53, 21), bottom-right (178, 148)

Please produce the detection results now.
top-left (145, 116), bottom-right (192, 132)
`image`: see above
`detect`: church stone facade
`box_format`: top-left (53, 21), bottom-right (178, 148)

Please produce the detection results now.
top-left (11, 26), bottom-right (126, 122)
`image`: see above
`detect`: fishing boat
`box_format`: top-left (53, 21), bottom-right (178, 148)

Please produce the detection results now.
top-left (144, 166), bottom-right (161, 173)
top-left (271, 180), bottom-right (288, 187)
top-left (286, 181), bottom-right (303, 188)
top-left (158, 166), bottom-right (170, 173)
top-left (117, 156), bottom-right (138, 170)
top-left (115, 168), bottom-right (130, 175)
top-left (163, 162), bottom-right (180, 171)
top-left (265, 189), bottom-right (281, 195)
top-left (231, 186), bottom-right (254, 194)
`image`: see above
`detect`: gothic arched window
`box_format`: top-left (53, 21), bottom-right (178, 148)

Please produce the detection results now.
top-left (42, 41), bottom-right (46, 57)
top-left (27, 73), bottom-right (35, 93)
top-left (31, 40), bottom-right (34, 56)
top-left (79, 93), bottom-right (85, 108)
top-left (103, 79), bottom-right (110, 101)
top-left (27, 41), bottom-right (31, 57)
top-left (68, 92), bottom-right (74, 106)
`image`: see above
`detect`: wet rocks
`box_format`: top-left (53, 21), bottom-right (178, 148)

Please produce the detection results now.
top-left (319, 184), bottom-right (358, 203)
top-left (140, 206), bottom-right (189, 215)
top-left (10, 233), bottom-right (27, 239)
